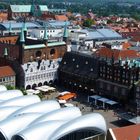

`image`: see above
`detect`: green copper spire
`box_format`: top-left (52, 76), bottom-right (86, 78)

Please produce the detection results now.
top-left (63, 21), bottom-right (68, 38)
top-left (9, 22), bottom-right (12, 33)
top-left (44, 25), bottom-right (48, 40)
top-left (20, 28), bottom-right (25, 43)
top-left (4, 48), bottom-right (8, 56)
top-left (23, 22), bottom-right (27, 31)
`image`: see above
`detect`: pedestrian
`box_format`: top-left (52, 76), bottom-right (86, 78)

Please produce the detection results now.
top-left (91, 106), bottom-right (94, 112)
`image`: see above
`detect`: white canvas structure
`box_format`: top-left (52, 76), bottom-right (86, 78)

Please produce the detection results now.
top-left (0, 113), bottom-right (42, 140)
top-left (10, 100), bottom-right (60, 118)
top-left (0, 89), bottom-right (107, 140)
top-left (0, 90), bottom-right (23, 101)
top-left (12, 121), bottom-right (66, 140)
top-left (30, 107), bottom-right (82, 125)
top-left (0, 95), bottom-right (41, 107)
top-left (0, 106), bottom-right (22, 121)
top-left (49, 113), bottom-right (107, 140)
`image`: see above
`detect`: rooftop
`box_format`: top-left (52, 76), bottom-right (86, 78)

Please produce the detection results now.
top-left (0, 22), bottom-right (42, 30)
top-left (109, 124), bottom-right (140, 140)
top-left (0, 66), bottom-right (15, 78)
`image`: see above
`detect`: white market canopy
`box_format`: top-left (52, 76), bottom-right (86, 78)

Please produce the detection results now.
top-left (89, 95), bottom-right (101, 100)
top-left (105, 100), bottom-right (118, 105)
top-left (58, 100), bottom-right (66, 104)
top-left (26, 89), bottom-right (40, 95)
top-left (97, 97), bottom-right (109, 103)
top-left (59, 91), bottom-right (70, 96)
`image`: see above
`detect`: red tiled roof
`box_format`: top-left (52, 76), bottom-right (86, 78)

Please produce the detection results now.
top-left (55, 15), bottom-right (68, 21)
top-left (122, 42), bottom-right (131, 50)
top-left (98, 47), bottom-right (139, 60)
top-left (0, 66), bottom-right (15, 78)
top-left (110, 124), bottom-right (140, 140)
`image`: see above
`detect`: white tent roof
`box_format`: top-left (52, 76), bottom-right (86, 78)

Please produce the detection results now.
top-left (35, 87), bottom-right (48, 92)
top-left (105, 100), bottom-right (118, 105)
top-left (26, 89), bottom-right (40, 95)
top-left (64, 103), bottom-right (74, 107)
top-left (98, 97), bottom-right (109, 102)
top-left (89, 95), bottom-right (101, 100)
top-left (58, 100), bottom-right (66, 104)
top-left (59, 91), bottom-right (70, 96)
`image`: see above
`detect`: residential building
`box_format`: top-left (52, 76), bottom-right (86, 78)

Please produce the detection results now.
top-left (0, 66), bottom-right (16, 87)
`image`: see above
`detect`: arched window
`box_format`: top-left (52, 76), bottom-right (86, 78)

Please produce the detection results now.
top-left (50, 49), bottom-right (55, 55)
top-left (36, 51), bottom-right (42, 57)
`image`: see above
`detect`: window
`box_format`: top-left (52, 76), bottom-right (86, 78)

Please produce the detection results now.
top-left (50, 49), bottom-right (55, 55)
top-left (3, 78), bottom-right (5, 82)
top-left (36, 51), bottom-right (42, 57)
top-left (137, 87), bottom-right (140, 92)
top-left (121, 88), bottom-right (126, 96)
top-left (114, 86), bottom-right (118, 93)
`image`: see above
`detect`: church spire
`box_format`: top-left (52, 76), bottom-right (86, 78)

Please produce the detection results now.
top-left (9, 22), bottom-right (12, 35)
top-left (44, 25), bottom-right (48, 40)
top-left (63, 21), bottom-right (68, 38)
top-left (63, 21), bottom-right (69, 43)
top-left (44, 24), bottom-right (48, 45)
top-left (20, 28), bottom-right (25, 43)
top-left (23, 22), bottom-right (27, 32)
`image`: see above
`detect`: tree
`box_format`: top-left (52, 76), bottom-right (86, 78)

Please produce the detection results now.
top-left (83, 19), bottom-right (95, 27)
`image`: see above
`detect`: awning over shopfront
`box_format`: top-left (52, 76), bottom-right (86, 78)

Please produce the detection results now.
top-left (98, 97), bottom-right (109, 103)
top-left (105, 100), bottom-right (118, 106)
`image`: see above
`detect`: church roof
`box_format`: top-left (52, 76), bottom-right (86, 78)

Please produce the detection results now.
top-left (39, 5), bottom-right (48, 12)
top-left (24, 44), bottom-right (46, 50)
top-left (10, 5), bottom-right (31, 13)
top-left (48, 41), bottom-right (66, 47)
top-left (10, 5), bottom-right (48, 13)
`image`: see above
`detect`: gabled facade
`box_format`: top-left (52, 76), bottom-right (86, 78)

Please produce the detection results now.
top-left (0, 23), bottom-right (67, 89)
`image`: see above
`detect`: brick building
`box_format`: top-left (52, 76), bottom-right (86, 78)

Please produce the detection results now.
top-left (0, 22), bottom-right (67, 89)
top-left (0, 66), bottom-right (16, 87)
top-left (8, 5), bottom-right (48, 20)
top-left (58, 47), bottom-right (140, 115)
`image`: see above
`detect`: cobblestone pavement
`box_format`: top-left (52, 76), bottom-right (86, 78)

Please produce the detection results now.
top-left (43, 89), bottom-right (133, 129)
